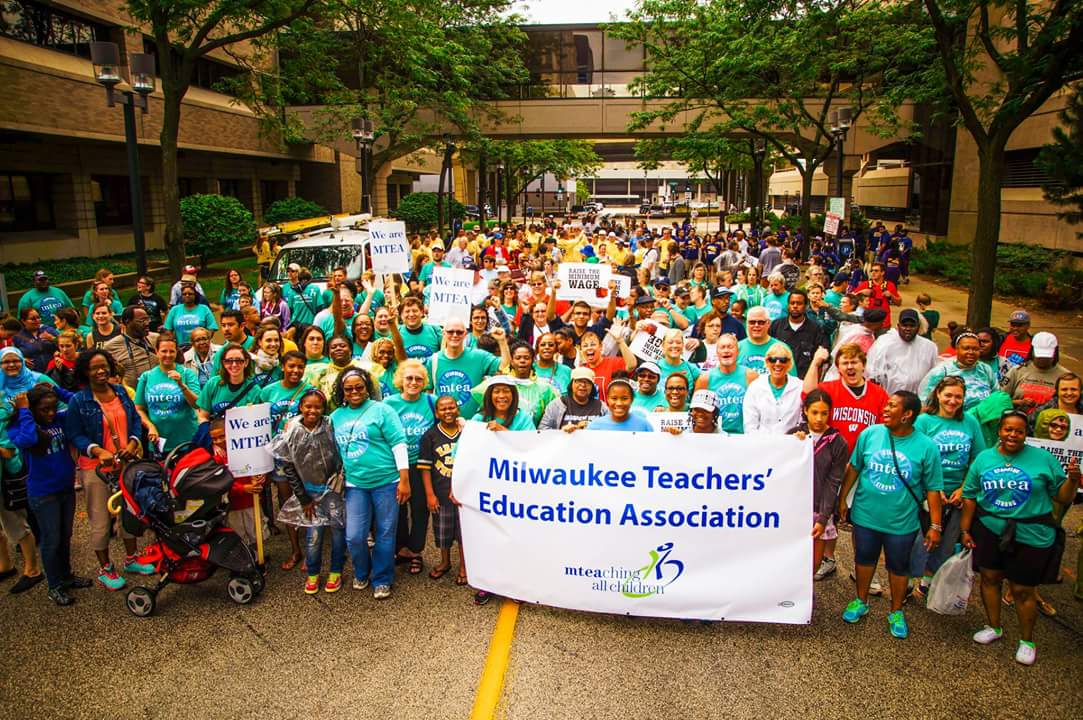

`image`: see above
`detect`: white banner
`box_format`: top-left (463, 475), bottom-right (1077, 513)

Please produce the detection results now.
top-left (427, 267), bottom-right (474, 326)
top-left (557, 263), bottom-right (612, 305)
top-left (453, 425), bottom-right (813, 622)
top-left (224, 403), bottom-right (274, 476)
top-left (367, 220), bottom-right (411, 274)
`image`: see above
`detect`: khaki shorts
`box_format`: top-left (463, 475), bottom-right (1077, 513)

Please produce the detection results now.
top-left (228, 508), bottom-right (268, 547)
top-left (81, 467), bottom-right (134, 552)
top-left (0, 506), bottom-right (30, 544)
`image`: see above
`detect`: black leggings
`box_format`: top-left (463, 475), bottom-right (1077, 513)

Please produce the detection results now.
top-left (396, 467), bottom-right (429, 554)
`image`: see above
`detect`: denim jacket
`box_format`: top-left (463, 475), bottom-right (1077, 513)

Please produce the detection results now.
top-left (65, 384), bottom-right (143, 458)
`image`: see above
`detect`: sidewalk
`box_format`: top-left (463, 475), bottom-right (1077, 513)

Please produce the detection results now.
top-left (900, 275), bottom-right (1083, 374)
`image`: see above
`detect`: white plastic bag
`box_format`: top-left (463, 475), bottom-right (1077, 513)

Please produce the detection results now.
top-left (926, 549), bottom-right (974, 615)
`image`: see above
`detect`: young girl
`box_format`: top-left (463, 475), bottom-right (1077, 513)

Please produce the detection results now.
top-left (46, 330), bottom-right (80, 391)
top-left (579, 378), bottom-right (654, 433)
top-left (787, 390), bottom-right (848, 575)
top-left (419, 396), bottom-right (465, 585)
top-left (10, 384), bottom-right (86, 605)
top-left (84, 302), bottom-right (121, 349)
top-left (272, 390), bottom-right (345, 594)
top-left (209, 418), bottom-right (266, 551)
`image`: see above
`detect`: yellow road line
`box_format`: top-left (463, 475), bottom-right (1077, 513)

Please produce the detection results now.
top-left (471, 600), bottom-right (521, 720)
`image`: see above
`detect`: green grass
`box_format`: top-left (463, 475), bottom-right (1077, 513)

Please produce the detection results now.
top-left (2, 251), bottom-right (170, 291)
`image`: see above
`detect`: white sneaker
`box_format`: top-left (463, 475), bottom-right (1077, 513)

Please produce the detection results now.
top-left (352, 578), bottom-right (370, 591)
top-left (848, 570), bottom-right (883, 596)
top-left (373, 584), bottom-right (391, 600)
top-left (1015, 641), bottom-right (1037, 666)
top-left (972, 626), bottom-right (1003, 645)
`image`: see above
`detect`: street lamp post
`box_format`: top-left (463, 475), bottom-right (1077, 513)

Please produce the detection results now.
top-left (351, 118), bottom-right (375, 214)
top-left (89, 42), bottom-right (155, 276)
top-left (555, 183), bottom-right (565, 215)
top-left (750, 138), bottom-right (767, 232)
top-left (830, 107), bottom-right (852, 215)
top-left (495, 160), bottom-right (504, 225)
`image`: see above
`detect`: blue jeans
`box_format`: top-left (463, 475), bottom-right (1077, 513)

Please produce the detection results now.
top-left (27, 490), bottom-right (75, 590)
top-left (910, 504), bottom-right (962, 578)
top-left (306, 525), bottom-right (346, 576)
top-left (345, 484), bottom-right (399, 588)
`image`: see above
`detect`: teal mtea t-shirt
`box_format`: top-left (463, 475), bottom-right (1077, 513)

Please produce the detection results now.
top-left (761, 291), bottom-right (790, 321)
top-left (331, 401), bottom-right (407, 488)
top-left (737, 337), bottom-right (795, 376)
top-left (849, 425), bottom-right (944, 535)
top-left (533, 362), bottom-right (572, 393)
top-left (384, 393), bottom-right (436, 463)
top-left (914, 412), bottom-right (986, 492)
top-left (707, 366), bottom-right (751, 434)
top-left (632, 388), bottom-right (665, 413)
top-left (401, 323), bottom-right (443, 359)
top-left (18, 287), bottom-right (73, 327)
top-left (426, 348), bottom-right (501, 418)
top-left (963, 445), bottom-right (1065, 548)
top-left (135, 365), bottom-right (199, 451)
top-left (259, 381), bottom-right (313, 431)
top-left (165, 304), bottom-right (218, 345)
top-left (469, 410), bottom-right (536, 431)
top-left (196, 376), bottom-right (262, 417)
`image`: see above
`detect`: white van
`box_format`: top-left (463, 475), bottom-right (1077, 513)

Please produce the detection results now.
top-left (269, 215), bottom-right (377, 291)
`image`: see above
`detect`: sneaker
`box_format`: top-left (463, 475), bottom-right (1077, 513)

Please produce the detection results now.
top-left (123, 555), bottom-right (156, 576)
top-left (972, 626), bottom-right (1003, 645)
top-left (352, 578), bottom-right (370, 591)
top-left (814, 558), bottom-right (837, 581)
top-left (848, 571), bottom-right (884, 596)
top-left (888, 610), bottom-right (909, 639)
top-left (48, 587), bottom-right (75, 606)
top-left (842, 598), bottom-right (869, 623)
top-left (9, 574), bottom-right (44, 594)
top-left (96, 564), bottom-right (126, 591)
top-left (1015, 640), bottom-right (1037, 666)
top-left (304, 575), bottom-right (320, 595)
top-left (373, 584), bottom-right (392, 600)
top-left (324, 573), bottom-right (342, 593)
top-left (64, 575), bottom-right (93, 590)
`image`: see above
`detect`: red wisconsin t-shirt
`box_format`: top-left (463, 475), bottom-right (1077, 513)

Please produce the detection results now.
top-left (817, 379), bottom-right (889, 452)
top-left (998, 334), bottom-right (1031, 376)
top-left (585, 357), bottom-right (627, 404)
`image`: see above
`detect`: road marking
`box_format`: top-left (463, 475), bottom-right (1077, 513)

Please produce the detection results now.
top-left (471, 600), bottom-right (521, 720)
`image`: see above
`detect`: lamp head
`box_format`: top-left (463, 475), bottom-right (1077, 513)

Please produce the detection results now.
top-left (129, 53), bottom-right (156, 95)
top-left (89, 42), bottom-right (122, 87)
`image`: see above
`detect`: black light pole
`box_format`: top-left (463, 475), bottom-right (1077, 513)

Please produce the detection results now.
top-left (495, 160), bottom-right (504, 225)
top-left (478, 150), bottom-right (488, 230)
top-left (90, 42), bottom-right (155, 276)
top-left (830, 107), bottom-right (852, 212)
top-left (351, 118), bottom-right (375, 214)
top-left (750, 138), bottom-right (767, 232)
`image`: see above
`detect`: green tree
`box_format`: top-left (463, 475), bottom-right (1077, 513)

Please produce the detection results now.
top-left (617, 0), bottom-right (938, 252)
top-left (179, 194), bottom-right (257, 268)
top-left (124, 0), bottom-right (323, 276)
top-left (921, 0), bottom-right (1083, 326)
top-left (394, 192), bottom-right (464, 232)
top-left (263, 197), bottom-right (329, 225)
top-left (1038, 90), bottom-right (1083, 238)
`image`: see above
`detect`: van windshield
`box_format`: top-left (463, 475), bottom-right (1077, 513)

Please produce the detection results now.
top-left (271, 246), bottom-right (366, 283)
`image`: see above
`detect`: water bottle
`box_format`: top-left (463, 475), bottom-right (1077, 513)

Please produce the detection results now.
top-left (954, 543), bottom-right (962, 555)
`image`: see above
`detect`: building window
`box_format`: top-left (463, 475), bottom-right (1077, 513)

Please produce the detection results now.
top-left (0, 0), bottom-right (111, 59)
top-left (0, 173), bottom-right (55, 231)
top-left (1001, 148), bottom-right (1053, 188)
top-left (91, 175), bottom-right (132, 227)
top-left (260, 180), bottom-right (288, 207)
top-left (178, 178), bottom-right (197, 198)
top-left (142, 38), bottom-right (244, 95)
top-left (218, 179), bottom-right (242, 198)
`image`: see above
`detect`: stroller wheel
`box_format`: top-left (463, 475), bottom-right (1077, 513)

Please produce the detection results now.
top-left (227, 576), bottom-right (255, 605)
top-left (250, 573), bottom-right (265, 596)
top-left (126, 587), bottom-right (156, 617)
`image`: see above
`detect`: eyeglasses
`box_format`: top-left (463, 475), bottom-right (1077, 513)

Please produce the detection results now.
top-left (222, 358), bottom-right (246, 365)
top-left (342, 385), bottom-right (366, 395)
top-left (665, 386), bottom-right (688, 393)
top-left (445, 329), bottom-right (466, 336)
top-left (765, 357), bottom-right (790, 364)
top-left (404, 376), bottom-right (425, 383)
top-left (748, 320), bottom-right (768, 326)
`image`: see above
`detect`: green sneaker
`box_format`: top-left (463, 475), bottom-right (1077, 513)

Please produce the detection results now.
top-left (888, 610), bottom-right (909, 639)
top-left (124, 555), bottom-right (156, 576)
top-left (842, 598), bottom-right (869, 623)
top-left (96, 563), bottom-right (126, 591)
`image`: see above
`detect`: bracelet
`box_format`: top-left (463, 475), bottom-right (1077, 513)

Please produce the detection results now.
top-left (929, 523), bottom-right (943, 532)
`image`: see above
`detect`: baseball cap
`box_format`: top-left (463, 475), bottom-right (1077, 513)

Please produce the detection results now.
top-left (180, 273), bottom-right (198, 284)
top-left (864, 308), bottom-right (887, 324)
top-left (832, 271), bottom-right (850, 284)
top-left (636, 361), bottom-right (661, 377)
top-left (1032, 331), bottom-right (1058, 358)
top-left (570, 367), bottom-right (595, 383)
top-left (690, 390), bottom-right (719, 412)
top-left (184, 264), bottom-right (198, 274)
top-left (635, 295), bottom-right (656, 306)
top-left (898, 309), bottom-right (920, 325)
top-left (653, 278), bottom-right (671, 288)
top-left (673, 286), bottom-right (690, 298)
top-left (711, 286), bottom-right (734, 300)
top-left (1009, 310), bottom-right (1031, 325)
top-left (485, 374), bottom-right (518, 389)
top-left (431, 241), bottom-right (445, 250)
top-left (287, 262), bottom-right (301, 272)
top-left (32, 270), bottom-right (48, 280)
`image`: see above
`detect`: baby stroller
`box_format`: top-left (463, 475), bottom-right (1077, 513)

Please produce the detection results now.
top-left (104, 443), bottom-right (265, 617)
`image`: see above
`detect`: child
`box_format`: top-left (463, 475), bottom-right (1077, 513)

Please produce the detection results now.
top-left (916, 293), bottom-right (939, 340)
top-left (270, 390), bottom-right (345, 595)
top-left (209, 418), bottom-right (266, 549)
top-left (419, 396), bottom-right (465, 585)
top-left (9, 384), bottom-right (88, 605)
top-left (46, 330), bottom-right (80, 391)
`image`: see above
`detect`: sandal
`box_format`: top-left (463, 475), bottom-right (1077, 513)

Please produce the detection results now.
top-left (280, 555), bottom-right (302, 571)
top-left (409, 556), bottom-right (424, 575)
top-left (1037, 598), bottom-right (1057, 617)
top-left (455, 574), bottom-right (469, 586)
top-left (473, 590), bottom-right (492, 606)
top-left (428, 564), bottom-right (451, 580)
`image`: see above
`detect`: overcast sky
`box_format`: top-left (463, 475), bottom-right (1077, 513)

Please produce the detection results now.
top-left (518, 0), bottom-right (636, 24)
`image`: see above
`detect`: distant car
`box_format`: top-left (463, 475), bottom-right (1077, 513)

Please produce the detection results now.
top-left (649, 204), bottom-right (667, 218)
top-left (584, 201), bottom-right (605, 212)
top-left (639, 204), bottom-right (651, 215)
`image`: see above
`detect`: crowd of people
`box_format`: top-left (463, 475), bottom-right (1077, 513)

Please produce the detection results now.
top-left (0, 214), bottom-right (1079, 666)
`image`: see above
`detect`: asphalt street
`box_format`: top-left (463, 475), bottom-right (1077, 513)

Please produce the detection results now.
top-left (0, 491), bottom-right (1080, 720)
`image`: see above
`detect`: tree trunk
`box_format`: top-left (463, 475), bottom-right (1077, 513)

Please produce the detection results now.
top-left (799, 166), bottom-right (814, 260)
top-left (160, 80), bottom-right (187, 276)
top-left (968, 138), bottom-right (1007, 328)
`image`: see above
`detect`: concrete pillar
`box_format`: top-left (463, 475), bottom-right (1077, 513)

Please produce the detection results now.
top-left (372, 161), bottom-right (393, 216)
top-left (452, 156), bottom-right (471, 205)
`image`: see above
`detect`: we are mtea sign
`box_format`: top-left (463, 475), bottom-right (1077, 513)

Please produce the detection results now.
top-left (368, 220), bottom-right (410, 274)
top-left (225, 403), bottom-right (274, 476)
top-left (427, 267), bottom-right (474, 326)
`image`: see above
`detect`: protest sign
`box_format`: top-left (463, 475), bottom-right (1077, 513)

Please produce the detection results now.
top-left (644, 412), bottom-right (690, 434)
top-left (367, 220), bottom-right (410, 274)
top-left (1026, 413), bottom-right (1083, 471)
top-left (454, 425), bottom-right (813, 622)
top-left (629, 321), bottom-right (693, 363)
top-left (823, 213), bottom-right (840, 236)
top-left (224, 403), bottom-right (274, 475)
top-left (557, 263), bottom-right (612, 305)
top-left (427, 267), bottom-right (474, 326)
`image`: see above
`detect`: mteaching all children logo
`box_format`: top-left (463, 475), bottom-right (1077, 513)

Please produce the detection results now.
top-left (563, 542), bottom-right (685, 598)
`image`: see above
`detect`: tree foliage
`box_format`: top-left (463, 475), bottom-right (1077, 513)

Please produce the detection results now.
top-left (179, 194), bottom-right (257, 267)
top-left (920, 0), bottom-right (1083, 325)
top-left (1038, 90), bottom-right (1083, 238)
top-left (616, 0), bottom-right (939, 245)
top-left (262, 197), bottom-right (330, 225)
top-left (394, 192), bottom-right (464, 232)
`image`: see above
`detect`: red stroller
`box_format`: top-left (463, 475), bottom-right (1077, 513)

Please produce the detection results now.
top-left (104, 443), bottom-right (265, 617)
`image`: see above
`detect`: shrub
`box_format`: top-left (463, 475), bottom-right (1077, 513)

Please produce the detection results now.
top-left (180, 194), bottom-right (256, 269)
top-left (262, 197), bottom-right (329, 226)
top-left (393, 192), bottom-right (465, 232)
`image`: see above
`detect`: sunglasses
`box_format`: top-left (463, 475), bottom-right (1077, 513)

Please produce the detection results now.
top-left (342, 386), bottom-right (366, 395)
top-left (665, 386), bottom-right (688, 392)
top-left (765, 357), bottom-right (790, 364)
top-left (748, 320), bottom-right (768, 326)
top-left (445, 329), bottom-right (466, 336)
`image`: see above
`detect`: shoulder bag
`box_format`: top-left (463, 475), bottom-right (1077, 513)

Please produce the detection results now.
top-left (888, 431), bottom-right (931, 535)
